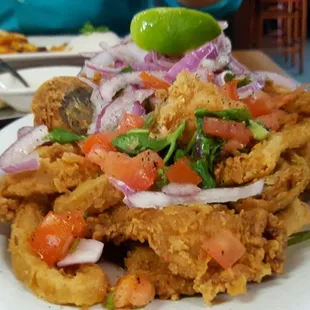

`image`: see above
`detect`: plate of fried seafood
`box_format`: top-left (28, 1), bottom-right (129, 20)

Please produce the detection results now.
top-left (0, 8), bottom-right (310, 310)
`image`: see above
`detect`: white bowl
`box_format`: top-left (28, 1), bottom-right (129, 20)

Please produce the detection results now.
top-left (0, 66), bottom-right (81, 112)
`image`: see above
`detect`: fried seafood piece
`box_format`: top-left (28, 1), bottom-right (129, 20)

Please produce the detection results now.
top-left (0, 196), bottom-right (19, 222)
top-left (277, 199), bottom-right (310, 236)
top-left (215, 118), bottom-right (310, 186)
top-left (297, 142), bottom-right (310, 190)
top-left (37, 142), bottom-right (82, 160)
top-left (234, 152), bottom-right (310, 213)
top-left (9, 203), bottom-right (109, 306)
top-left (90, 204), bottom-right (287, 304)
top-left (154, 71), bottom-right (247, 143)
top-left (32, 77), bottom-right (93, 135)
top-left (1, 152), bottom-right (100, 198)
top-left (284, 91), bottom-right (310, 115)
top-left (263, 80), bottom-right (291, 96)
top-left (53, 174), bottom-right (123, 214)
top-left (126, 246), bottom-right (195, 300)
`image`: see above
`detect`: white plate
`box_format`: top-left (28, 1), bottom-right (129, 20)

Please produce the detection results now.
top-left (0, 121), bottom-right (310, 308)
top-left (1, 33), bottom-right (120, 62)
top-left (0, 66), bottom-right (81, 112)
top-left (255, 71), bottom-right (300, 89)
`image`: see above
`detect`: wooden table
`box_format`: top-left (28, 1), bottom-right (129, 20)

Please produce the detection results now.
top-left (232, 50), bottom-right (288, 76)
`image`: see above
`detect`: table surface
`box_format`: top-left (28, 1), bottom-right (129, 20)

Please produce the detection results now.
top-left (0, 50), bottom-right (288, 128)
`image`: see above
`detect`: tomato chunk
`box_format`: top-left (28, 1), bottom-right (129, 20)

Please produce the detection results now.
top-left (83, 114), bottom-right (145, 154)
top-left (166, 157), bottom-right (202, 185)
top-left (29, 211), bottom-right (86, 267)
top-left (256, 111), bottom-right (281, 132)
top-left (118, 113), bottom-right (145, 133)
top-left (202, 230), bottom-right (246, 269)
top-left (219, 80), bottom-right (238, 100)
top-left (203, 117), bottom-right (252, 145)
top-left (223, 139), bottom-right (245, 153)
top-left (87, 148), bottom-right (164, 191)
top-left (244, 91), bottom-right (274, 117)
top-left (140, 72), bottom-right (170, 90)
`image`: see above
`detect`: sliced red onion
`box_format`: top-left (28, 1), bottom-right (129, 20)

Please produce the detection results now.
top-left (162, 183), bottom-right (201, 197)
top-left (78, 76), bottom-right (98, 89)
top-left (214, 70), bottom-right (234, 88)
top-left (121, 34), bottom-right (132, 45)
top-left (86, 50), bottom-right (115, 69)
top-left (17, 126), bottom-right (33, 139)
top-left (109, 177), bottom-right (136, 196)
top-left (229, 56), bottom-right (251, 75)
top-left (218, 20), bottom-right (228, 30)
top-left (237, 80), bottom-right (265, 99)
top-left (99, 72), bottom-right (142, 102)
top-left (132, 62), bottom-right (167, 72)
top-left (124, 179), bottom-right (264, 209)
top-left (57, 239), bottom-right (104, 268)
top-left (144, 51), bottom-right (175, 69)
top-left (165, 42), bottom-right (217, 83)
top-left (86, 61), bottom-right (122, 73)
top-left (97, 87), bottom-right (153, 132)
top-left (0, 125), bottom-right (48, 173)
top-left (131, 102), bottom-right (146, 116)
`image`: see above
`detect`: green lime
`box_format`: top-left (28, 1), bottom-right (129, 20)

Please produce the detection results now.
top-left (130, 7), bottom-right (221, 56)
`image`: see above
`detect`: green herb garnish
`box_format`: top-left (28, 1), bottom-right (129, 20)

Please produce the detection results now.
top-left (80, 21), bottom-right (109, 35)
top-left (288, 230), bottom-right (310, 246)
top-left (143, 112), bottom-right (155, 129)
top-left (189, 113), bottom-right (224, 188)
top-left (195, 108), bottom-right (252, 122)
top-left (224, 72), bottom-right (236, 82)
top-left (120, 66), bottom-right (134, 73)
top-left (156, 167), bottom-right (169, 189)
top-left (237, 76), bottom-right (252, 88)
top-left (105, 291), bottom-right (115, 310)
top-left (112, 121), bottom-right (185, 164)
top-left (46, 128), bottom-right (85, 144)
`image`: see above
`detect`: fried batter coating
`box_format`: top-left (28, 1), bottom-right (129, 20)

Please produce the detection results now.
top-left (284, 91), bottom-right (310, 115)
top-left (9, 203), bottom-right (109, 306)
top-left (90, 204), bottom-right (287, 304)
top-left (37, 142), bottom-right (82, 160)
top-left (1, 152), bottom-right (100, 198)
top-left (277, 199), bottom-right (310, 236)
top-left (32, 77), bottom-right (93, 135)
top-left (126, 247), bottom-right (195, 300)
top-left (234, 152), bottom-right (310, 213)
top-left (53, 175), bottom-right (123, 214)
top-left (0, 196), bottom-right (19, 222)
top-left (215, 119), bottom-right (310, 186)
top-left (154, 71), bottom-right (247, 143)
top-left (263, 80), bottom-right (291, 96)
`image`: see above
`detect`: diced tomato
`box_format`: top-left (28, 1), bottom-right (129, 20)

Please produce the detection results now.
top-left (83, 132), bottom-right (117, 154)
top-left (223, 140), bottom-right (245, 153)
top-left (202, 230), bottom-right (246, 269)
top-left (83, 114), bottom-right (144, 154)
top-left (139, 72), bottom-right (170, 90)
top-left (118, 113), bottom-right (145, 133)
top-left (166, 157), bottom-right (202, 185)
top-left (29, 211), bottom-right (86, 267)
top-left (243, 90), bottom-right (274, 117)
top-left (87, 148), bottom-right (164, 191)
top-left (256, 111), bottom-right (282, 132)
top-left (203, 117), bottom-right (252, 145)
top-left (219, 80), bottom-right (239, 100)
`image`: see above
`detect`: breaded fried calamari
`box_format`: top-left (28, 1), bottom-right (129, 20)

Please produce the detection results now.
top-left (215, 119), bottom-right (310, 186)
top-left (235, 152), bottom-right (310, 213)
top-left (90, 204), bottom-right (287, 304)
top-left (53, 174), bottom-right (123, 214)
top-left (277, 199), bottom-right (310, 236)
top-left (126, 246), bottom-right (195, 300)
top-left (9, 203), bottom-right (109, 307)
top-left (154, 71), bottom-right (247, 143)
top-left (1, 152), bottom-right (100, 198)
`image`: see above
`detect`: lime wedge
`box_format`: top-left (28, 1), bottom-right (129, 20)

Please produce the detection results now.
top-left (130, 7), bottom-right (221, 56)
